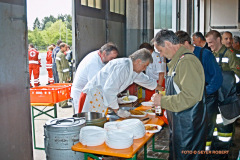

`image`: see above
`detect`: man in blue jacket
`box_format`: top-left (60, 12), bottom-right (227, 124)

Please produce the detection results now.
top-left (176, 31), bottom-right (223, 151)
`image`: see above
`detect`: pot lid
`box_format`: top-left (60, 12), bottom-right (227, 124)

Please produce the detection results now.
top-left (45, 117), bottom-right (86, 127)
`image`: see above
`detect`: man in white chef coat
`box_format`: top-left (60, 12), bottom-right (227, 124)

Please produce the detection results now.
top-left (78, 48), bottom-right (162, 117)
top-left (71, 42), bottom-right (119, 113)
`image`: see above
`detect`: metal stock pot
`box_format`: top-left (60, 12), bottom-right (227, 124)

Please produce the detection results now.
top-left (73, 112), bottom-right (107, 127)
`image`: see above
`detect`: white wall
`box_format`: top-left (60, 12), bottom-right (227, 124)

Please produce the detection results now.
top-left (205, 0), bottom-right (239, 33)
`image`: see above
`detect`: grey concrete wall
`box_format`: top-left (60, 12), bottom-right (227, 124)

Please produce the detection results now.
top-left (75, 15), bottom-right (106, 66)
top-left (74, 16), bottom-right (126, 66)
top-left (108, 21), bottom-right (125, 57)
top-left (0, 1), bottom-right (33, 160)
top-left (126, 0), bottom-right (154, 56)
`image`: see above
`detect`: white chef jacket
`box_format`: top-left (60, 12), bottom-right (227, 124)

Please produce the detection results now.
top-left (146, 51), bottom-right (166, 80)
top-left (71, 50), bottom-right (105, 113)
top-left (81, 58), bottom-right (157, 112)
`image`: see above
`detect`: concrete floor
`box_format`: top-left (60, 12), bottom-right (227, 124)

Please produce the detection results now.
top-left (33, 53), bottom-right (240, 160)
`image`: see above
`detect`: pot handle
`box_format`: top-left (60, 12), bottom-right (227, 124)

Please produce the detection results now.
top-left (49, 117), bottom-right (85, 125)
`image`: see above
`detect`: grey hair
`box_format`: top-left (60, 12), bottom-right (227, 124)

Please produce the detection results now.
top-left (233, 36), bottom-right (240, 43)
top-left (192, 32), bottom-right (206, 41)
top-left (99, 42), bottom-right (119, 56)
top-left (153, 29), bottom-right (180, 47)
top-left (129, 48), bottom-right (153, 63)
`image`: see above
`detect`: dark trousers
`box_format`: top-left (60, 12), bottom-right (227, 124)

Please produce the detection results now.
top-left (206, 92), bottom-right (218, 143)
top-left (52, 63), bottom-right (59, 83)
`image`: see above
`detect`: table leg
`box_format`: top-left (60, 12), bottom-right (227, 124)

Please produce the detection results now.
top-left (54, 104), bottom-right (57, 118)
top-left (126, 153), bottom-right (137, 160)
top-left (84, 153), bottom-right (102, 160)
top-left (152, 134), bottom-right (169, 153)
top-left (31, 106), bottom-right (37, 150)
top-left (143, 134), bottom-right (169, 160)
top-left (31, 104), bottom-right (57, 150)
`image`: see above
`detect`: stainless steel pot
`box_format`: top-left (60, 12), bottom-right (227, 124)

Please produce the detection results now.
top-left (73, 112), bottom-right (107, 128)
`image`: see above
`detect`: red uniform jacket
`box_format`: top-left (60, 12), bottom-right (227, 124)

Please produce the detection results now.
top-left (28, 48), bottom-right (39, 64)
top-left (46, 51), bottom-right (53, 69)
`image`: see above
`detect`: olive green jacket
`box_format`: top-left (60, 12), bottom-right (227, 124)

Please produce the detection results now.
top-left (230, 47), bottom-right (240, 61)
top-left (56, 50), bottom-right (70, 82)
top-left (161, 46), bottom-right (205, 112)
top-left (213, 45), bottom-right (240, 78)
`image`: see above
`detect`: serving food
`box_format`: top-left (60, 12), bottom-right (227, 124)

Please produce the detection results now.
top-left (145, 109), bottom-right (155, 115)
top-left (130, 110), bottom-right (145, 115)
top-left (144, 124), bottom-right (162, 133)
top-left (123, 96), bottom-right (130, 101)
top-left (118, 95), bottom-right (138, 104)
top-left (145, 125), bottom-right (158, 130)
top-left (130, 110), bottom-right (147, 118)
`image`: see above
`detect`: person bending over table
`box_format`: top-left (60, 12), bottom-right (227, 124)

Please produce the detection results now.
top-left (78, 48), bottom-right (162, 118)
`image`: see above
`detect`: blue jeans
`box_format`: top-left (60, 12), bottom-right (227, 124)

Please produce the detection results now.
top-left (52, 63), bottom-right (59, 83)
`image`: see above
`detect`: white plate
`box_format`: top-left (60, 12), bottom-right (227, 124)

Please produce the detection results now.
top-left (118, 95), bottom-right (138, 104)
top-left (145, 109), bottom-right (155, 116)
top-left (144, 124), bottom-right (162, 133)
top-left (130, 111), bottom-right (147, 117)
top-left (141, 102), bottom-right (154, 106)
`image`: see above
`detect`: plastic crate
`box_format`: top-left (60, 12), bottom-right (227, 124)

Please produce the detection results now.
top-left (49, 83), bottom-right (72, 86)
top-left (49, 83), bottom-right (72, 98)
top-left (30, 86), bottom-right (70, 103)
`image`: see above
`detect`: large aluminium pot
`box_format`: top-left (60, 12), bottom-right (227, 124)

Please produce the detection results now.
top-left (44, 117), bottom-right (86, 160)
top-left (73, 112), bottom-right (107, 128)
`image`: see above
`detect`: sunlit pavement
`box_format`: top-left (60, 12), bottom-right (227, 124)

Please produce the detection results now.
top-left (32, 53), bottom-right (74, 160)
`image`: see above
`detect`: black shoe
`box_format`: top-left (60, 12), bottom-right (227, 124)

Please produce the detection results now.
top-left (61, 105), bottom-right (72, 108)
top-left (46, 83), bottom-right (50, 85)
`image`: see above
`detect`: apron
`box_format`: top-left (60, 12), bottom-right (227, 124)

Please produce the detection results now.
top-left (217, 48), bottom-right (238, 105)
top-left (165, 53), bottom-right (207, 160)
top-left (81, 86), bottom-right (107, 114)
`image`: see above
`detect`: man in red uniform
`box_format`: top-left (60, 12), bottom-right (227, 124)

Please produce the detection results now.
top-left (46, 45), bottom-right (54, 84)
top-left (28, 44), bottom-right (40, 87)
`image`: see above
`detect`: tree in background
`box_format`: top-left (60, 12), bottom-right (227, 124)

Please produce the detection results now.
top-left (41, 15), bottom-right (56, 30)
top-left (28, 28), bottom-right (46, 49)
top-left (33, 18), bottom-right (41, 30)
top-left (28, 15), bottom-right (72, 51)
top-left (41, 20), bottom-right (72, 46)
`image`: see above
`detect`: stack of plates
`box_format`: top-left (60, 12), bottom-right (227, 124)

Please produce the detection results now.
top-left (116, 119), bottom-right (146, 139)
top-left (79, 126), bottom-right (106, 146)
top-left (104, 121), bottom-right (118, 131)
top-left (106, 130), bottom-right (133, 149)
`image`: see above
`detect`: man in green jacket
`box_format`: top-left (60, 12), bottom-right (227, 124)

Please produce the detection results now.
top-left (56, 43), bottom-right (71, 108)
top-left (206, 30), bottom-right (240, 159)
top-left (152, 29), bottom-right (206, 160)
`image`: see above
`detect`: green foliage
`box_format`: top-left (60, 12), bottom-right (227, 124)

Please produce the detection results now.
top-left (33, 18), bottom-right (41, 30)
top-left (28, 15), bottom-right (72, 50)
top-left (41, 15), bottom-right (56, 30)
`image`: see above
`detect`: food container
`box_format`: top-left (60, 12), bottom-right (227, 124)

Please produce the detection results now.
top-left (73, 112), bottom-right (107, 128)
top-left (44, 117), bottom-right (86, 160)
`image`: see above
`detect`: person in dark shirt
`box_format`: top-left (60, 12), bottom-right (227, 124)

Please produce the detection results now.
top-left (192, 31), bottom-right (211, 51)
top-left (52, 40), bottom-right (62, 83)
top-left (176, 30), bottom-right (223, 151)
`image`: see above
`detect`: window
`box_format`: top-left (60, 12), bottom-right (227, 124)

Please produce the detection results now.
top-left (110, 0), bottom-right (125, 15)
top-left (81, 0), bottom-right (102, 9)
top-left (154, 0), bottom-right (172, 29)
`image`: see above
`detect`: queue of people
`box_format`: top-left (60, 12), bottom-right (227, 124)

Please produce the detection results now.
top-left (28, 29), bottom-right (240, 159)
